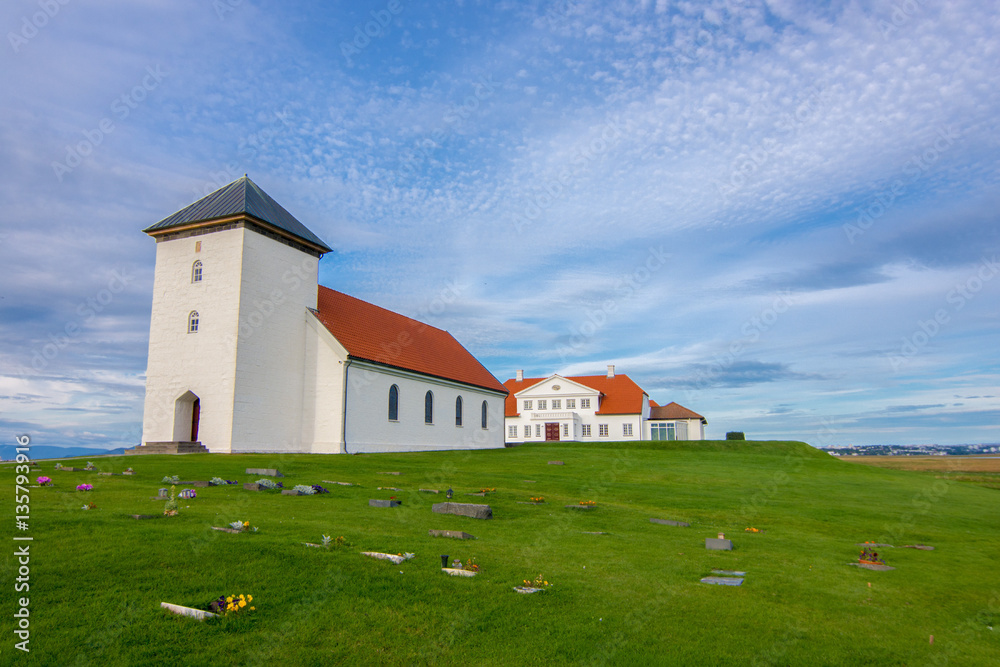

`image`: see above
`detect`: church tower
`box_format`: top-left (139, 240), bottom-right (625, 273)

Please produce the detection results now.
top-left (139, 176), bottom-right (332, 453)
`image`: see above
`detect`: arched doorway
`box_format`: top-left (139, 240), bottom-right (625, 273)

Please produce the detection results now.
top-left (173, 391), bottom-right (201, 442)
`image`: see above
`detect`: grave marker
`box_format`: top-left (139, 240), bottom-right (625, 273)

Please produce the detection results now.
top-left (701, 576), bottom-right (743, 586)
top-left (429, 529), bottom-right (476, 540)
top-left (160, 602), bottom-right (217, 620)
top-left (706, 538), bottom-right (733, 551)
top-left (246, 468), bottom-right (283, 477)
top-left (548, 461), bottom-right (564, 465)
top-left (650, 518), bottom-right (690, 527)
top-left (370, 499), bottom-right (401, 508)
top-left (432, 502), bottom-right (493, 520)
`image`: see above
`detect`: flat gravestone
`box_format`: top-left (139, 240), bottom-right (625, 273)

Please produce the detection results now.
top-left (548, 461), bottom-right (564, 465)
top-left (131, 514), bottom-right (160, 520)
top-left (712, 569), bottom-right (746, 576)
top-left (582, 531), bottom-right (608, 535)
top-left (322, 480), bottom-right (355, 486)
top-left (243, 483), bottom-right (261, 491)
top-left (432, 502), bottom-right (493, 520)
top-left (706, 538), bottom-right (733, 551)
top-left (378, 487), bottom-right (401, 491)
top-left (370, 499), bottom-right (401, 508)
top-left (903, 545), bottom-right (934, 550)
top-left (246, 468), bottom-right (283, 477)
top-left (442, 568), bottom-right (476, 577)
top-left (419, 489), bottom-right (440, 493)
top-left (211, 526), bottom-right (242, 534)
top-left (650, 518), bottom-right (690, 527)
top-left (377, 471), bottom-right (401, 475)
top-left (467, 492), bottom-right (486, 497)
top-left (281, 489), bottom-right (302, 496)
top-left (523, 480), bottom-right (536, 483)
top-left (429, 529), bottom-right (476, 540)
top-left (566, 504), bottom-right (596, 510)
top-left (850, 562), bottom-right (896, 571)
top-left (701, 576), bottom-right (743, 586)
top-left (160, 602), bottom-right (217, 620)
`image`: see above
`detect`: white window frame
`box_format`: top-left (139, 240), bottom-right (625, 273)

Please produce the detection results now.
top-left (508, 425), bottom-right (517, 438)
top-left (524, 425), bottom-right (531, 438)
top-left (581, 398), bottom-right (591, 409)
top-left (538, 399), bottom-right (547, 410)
top-left (523, 399), bottom-right (532, 410)
top-left (599, 424), bottom-right (609, 437)
top-left (582, 424), bottom-right (591, 437)
top-left (188, 311), bottom-right (199, 333)
top-left (623, 423), bottom-right (633, 437)
top-left (566, 399), bottom-right (576, 409)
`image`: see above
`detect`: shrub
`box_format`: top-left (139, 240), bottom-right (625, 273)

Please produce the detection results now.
top-left (256, 478), bottom-right (282, 490)
top-left (293, 484), bottom-right (317, 495)
top-left (726, 432), bottom-right (746, 440)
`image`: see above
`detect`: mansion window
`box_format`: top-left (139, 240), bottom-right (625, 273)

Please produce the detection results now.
top-left (581, 424), bottom-right (591, 437)
top-left (563, 423), bottom-right (569, 437)
top-left (566, 399), bottom-right (576, 409)
top-left (425, 391), bottom-right (434, 424)
top-left (188, 311), bottom-right (199, 333)
top-left (651, 422), bottom-right (676, 441)
top-left (508, 425), bottom-right (517, 438)
top-left (192, 260), bottom-right (203, 283)
top-left (481, 401), bottom-right (488, 429)
top-left (552, 399), bottom-right (561, 409)
top-left (599, 424), bottom-right (609, 437)
top-left (523, 400), bottom-right (532, 410)
top-left (456, 396), bottom-right (463, 426)
top-left (538, 400), bottom-right (547, 410)
top-left (623, 423), bottom-right (633, 437)
top-left (388, 385), bottom-right (399, 421)
top-left (524, 425), bottom-right (531, 438)
top-left (535, 424), bottom-right (541, 437)
top-left (581, 398), bottom-right (591, 409)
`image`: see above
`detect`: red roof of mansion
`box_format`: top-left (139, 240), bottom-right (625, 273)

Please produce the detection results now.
top-left (503, 374), bottom-right (648, 417)
top-left (313, 286), bottom-right (506, 394)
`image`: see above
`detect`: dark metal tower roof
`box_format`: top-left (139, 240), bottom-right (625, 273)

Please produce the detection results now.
top-left (143, 176), bottom-right (332, 253)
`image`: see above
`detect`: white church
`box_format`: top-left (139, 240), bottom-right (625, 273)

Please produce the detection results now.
top-left (135, 176), bottom-right (508, 455)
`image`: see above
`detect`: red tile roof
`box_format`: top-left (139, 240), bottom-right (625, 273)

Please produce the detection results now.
top-left (648, 402), bottom-right (707, 423)
top-left (313, 286), bottom-right (506, 394)
top-left (503, 374), bottom-right (648, 417)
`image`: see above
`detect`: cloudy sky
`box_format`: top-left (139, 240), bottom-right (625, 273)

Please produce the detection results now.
top-left (2, 0), bottom-right (998, 450)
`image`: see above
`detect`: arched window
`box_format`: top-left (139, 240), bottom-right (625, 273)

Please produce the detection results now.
top-left (481, 401), bottom-right (488, 429)
top-left (455, 396), bottom-right (463, 426)
top-left (188, 311), bottom-right (199, 333)
top-left (424, 391), bottom-right (433, 424)
top-left (388, 385), bottom-right (399, 421)
top-left (192, 260), bottom-right (203, 283)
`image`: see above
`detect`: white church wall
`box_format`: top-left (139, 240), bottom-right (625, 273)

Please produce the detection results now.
top-left (345, 361), bottom-right (506, 453)
top-left (230, 229), bottom-right (319, 453)
top-left (142, 228), bottom-right (244, 452)
top-left (301, 312), bottom-right (348, 453)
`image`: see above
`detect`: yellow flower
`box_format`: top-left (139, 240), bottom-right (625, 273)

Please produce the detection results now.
top-left (247, 595), bottom-right (253, 602)
top-left (250, 606), bottom-right (255, 611)
top-left (226, 596), bottom-right (233, 603)
top-left (243, 521), bottom-right (249, 527)
top-left (239, 599), bottom-right (246, 608)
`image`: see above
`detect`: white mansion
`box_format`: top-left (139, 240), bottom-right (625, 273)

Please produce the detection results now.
top-left (503, 366), bottom-right (707, 443)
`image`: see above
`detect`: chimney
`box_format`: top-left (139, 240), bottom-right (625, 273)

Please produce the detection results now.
top-left (607, 364), bottom-right (615, 378)
top-left (516, 369), bottom-right (523, 382)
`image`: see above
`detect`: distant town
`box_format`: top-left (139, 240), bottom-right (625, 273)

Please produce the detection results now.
top-left (824, 443), bottom-right (1000, 456)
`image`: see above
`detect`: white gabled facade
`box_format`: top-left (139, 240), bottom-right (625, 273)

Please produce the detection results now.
top-left (140, 176), bottom-right (507, 454)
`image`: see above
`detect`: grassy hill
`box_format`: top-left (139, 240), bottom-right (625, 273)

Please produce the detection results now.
top-left (4, 441), bottom-right (998, 665)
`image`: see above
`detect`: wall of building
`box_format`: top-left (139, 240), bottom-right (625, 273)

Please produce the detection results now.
top-left (301, 312), bottom-right (348, 453)
top-left (230, 228), bottom-right (319, 453)
top-left (142, 228), bottom-right (244, 452)
top-left (345, 361), bottom-right (506, 453)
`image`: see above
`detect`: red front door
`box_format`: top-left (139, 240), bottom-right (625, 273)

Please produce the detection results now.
top-left (545, 423), bottom-right (560, 441)
top-left (191, 398), bottom-right (200, 442)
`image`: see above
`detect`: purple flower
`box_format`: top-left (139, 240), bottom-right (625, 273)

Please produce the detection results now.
top-left (76, 483), bottom-right (93, 492)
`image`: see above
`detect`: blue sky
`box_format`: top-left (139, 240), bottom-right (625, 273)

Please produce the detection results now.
top-left (2, 0), bottom-right (998, 450)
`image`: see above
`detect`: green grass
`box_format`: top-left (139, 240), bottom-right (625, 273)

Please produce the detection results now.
top-left (4, 441), bottom-right (999, 665)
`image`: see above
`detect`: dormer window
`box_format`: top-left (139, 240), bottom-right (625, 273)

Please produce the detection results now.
top-left (188, 311), bottom-right (199, 333)
top-left (192, 260), bottom-right (203, 283)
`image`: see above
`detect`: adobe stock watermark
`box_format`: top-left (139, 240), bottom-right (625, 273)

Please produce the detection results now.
top-left (27, 268), bottom-right (134, 373)
top-left (340, 0), bottom-right (404, 65)
top-left (843, 125), bottom-right (959, 244)
top-left (511, 116), bottom-right (626, 234)
top-left (7, 0), bottom-right (71, 53)
top-left (887, 255), bottom-right (999, 371)
top-left (875, 0), bottom-right (926, 40)
top-left (51, 65), bottom-right (168, 182)
top-left (556, 246), bottom-right (669, 362)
